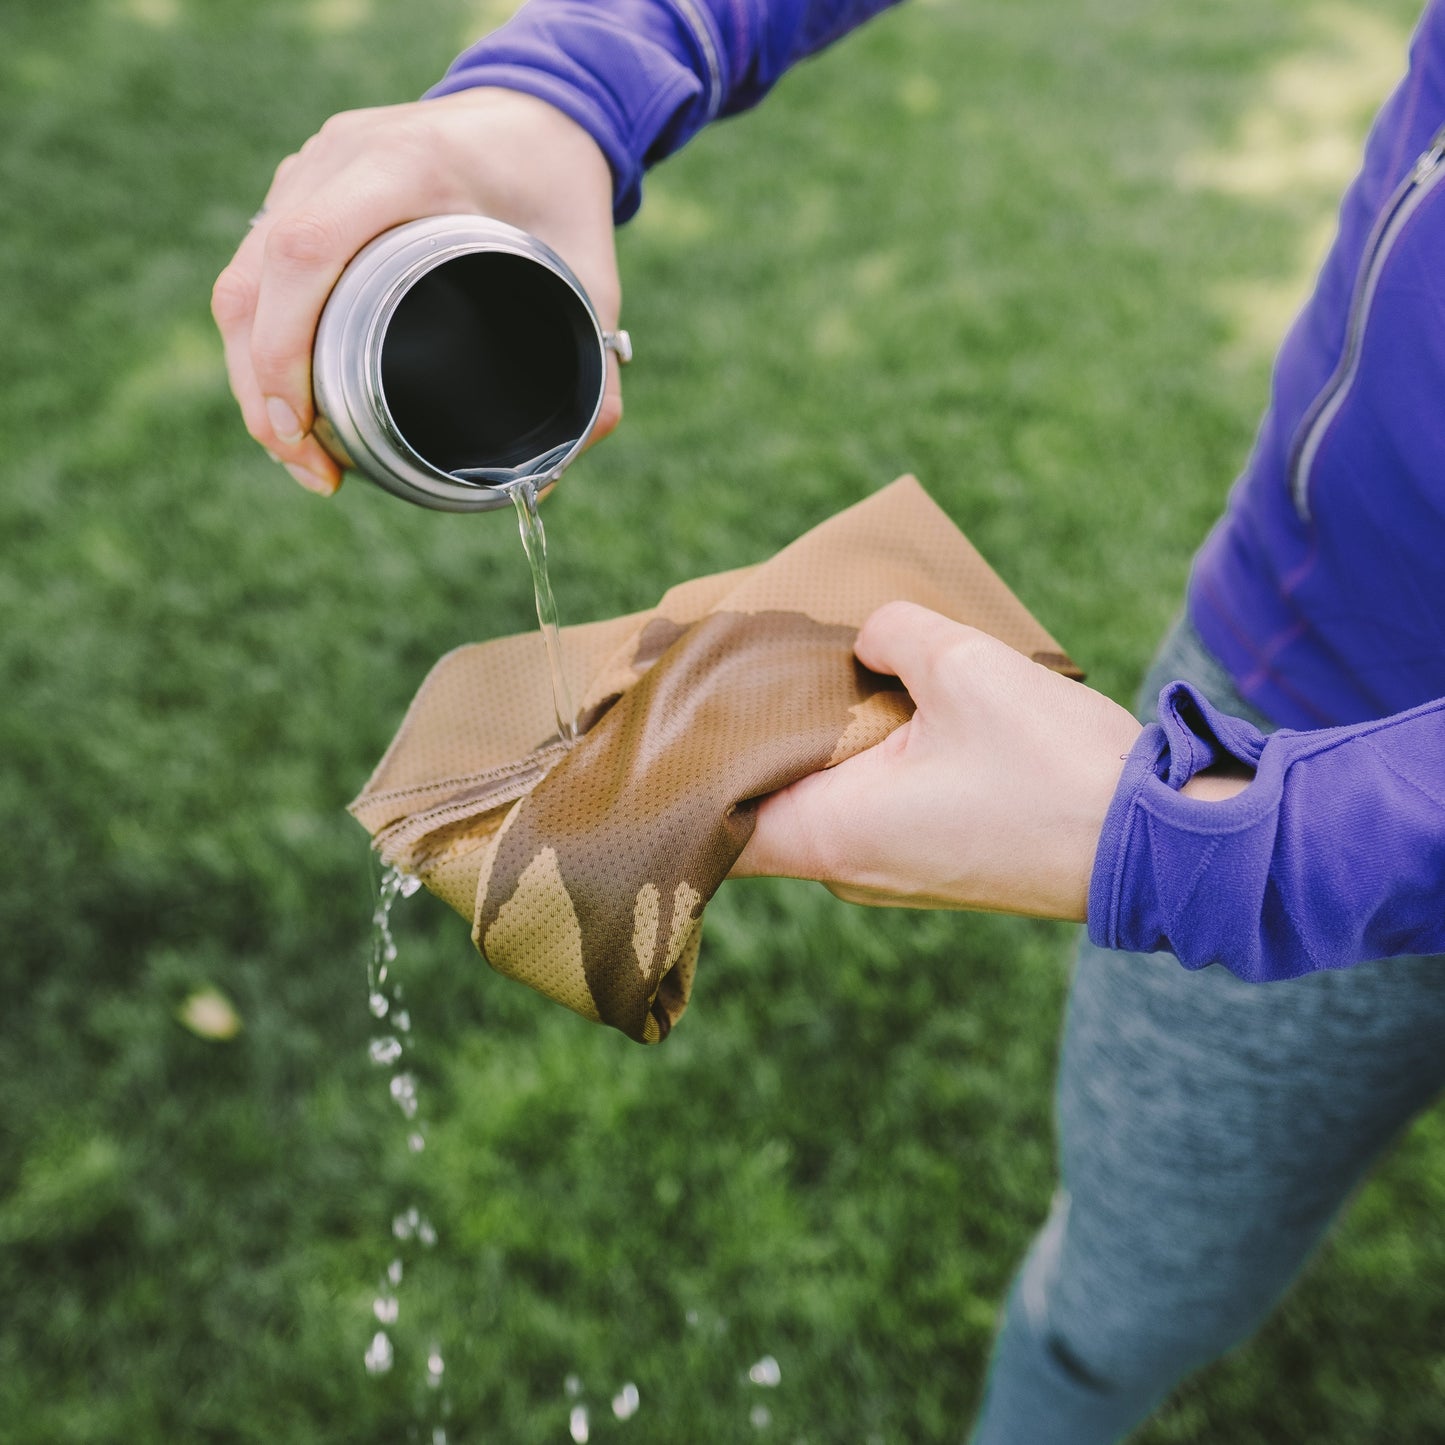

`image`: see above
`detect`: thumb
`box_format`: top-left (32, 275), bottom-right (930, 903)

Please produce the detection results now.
top-left (854, 601), bottom-right (974, 704)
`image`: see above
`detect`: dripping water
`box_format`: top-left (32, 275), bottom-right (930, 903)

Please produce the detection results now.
top-left (365, 864), bottom-right (451, 1445)
top-left (368, 866), bottom-right (785, 1441)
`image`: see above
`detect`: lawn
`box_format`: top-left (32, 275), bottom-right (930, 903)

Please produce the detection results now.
top-left (2, 0), bottom-right (1442, 1441)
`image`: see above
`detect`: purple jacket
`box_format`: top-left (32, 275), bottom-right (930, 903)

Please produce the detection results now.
top-left (430, 0), bottom-right (1445, 981)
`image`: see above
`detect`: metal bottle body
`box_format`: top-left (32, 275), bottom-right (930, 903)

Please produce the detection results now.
top-left (312, 214), bottom-right (608, 513)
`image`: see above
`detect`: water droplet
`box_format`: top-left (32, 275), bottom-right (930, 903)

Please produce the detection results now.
top-left (612, 1382), bottom-right (640, 1420)
top-left (568, 1404), bottom-right (590, 1443)
top-left (369, 1036), bottom-right (403, 1067)
top-left (365, 866), bottom-right (452, 1435)
top-left (364, 1330), bottom-right (394, 1376)
top-left (749, 1404), bottom-right (772, 1430)
top-left (749, 1355), bottom-right (781, 1388)
top-left (390, 1073), bottom-right (419, 1119)
top-left (564, 1373), bottom-right (583, 1398)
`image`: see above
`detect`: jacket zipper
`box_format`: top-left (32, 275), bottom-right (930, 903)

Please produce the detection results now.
top-left (1288, 122), bottom-right (1445, 520)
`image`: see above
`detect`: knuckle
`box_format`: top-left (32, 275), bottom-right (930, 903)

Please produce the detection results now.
top-left (386, 114), bottom-right (433, 151)
top-left (942, 628), bottom-right (988, 667)
top-left (239, 403), bottom-right (273, 448)
top-left (318, 106), bottom-right (370, 138)
top-left (872, 598), bottom-right (917, 631)
top-left (375, 117), bottom-right (445, 184)
top-left (248, 335), bottom-right (301, 385)
top-left (210, 265), bottom-right (256, 326)
top-left (266, 211), bottom-right (341, 268)
top-left (314, 113), bottom-right (349, 143)
top-left (924, 634), bottom-right (984, 698)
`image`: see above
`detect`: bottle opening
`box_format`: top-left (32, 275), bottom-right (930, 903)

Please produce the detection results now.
top-left (378, 251), bottom-right (603, 479)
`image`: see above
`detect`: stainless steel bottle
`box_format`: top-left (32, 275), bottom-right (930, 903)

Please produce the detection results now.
top-left (312, 214), bottom-right (628, 512)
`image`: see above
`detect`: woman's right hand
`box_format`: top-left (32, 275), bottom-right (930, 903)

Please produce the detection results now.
top-left (211, 88), bottom-right (623, 496)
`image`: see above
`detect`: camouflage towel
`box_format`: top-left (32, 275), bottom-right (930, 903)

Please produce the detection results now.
top-left (349, 477), bottom-right (1079, 1043)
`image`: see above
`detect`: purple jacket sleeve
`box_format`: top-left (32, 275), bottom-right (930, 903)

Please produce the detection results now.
top-left (1088, 683), bottom-right (1445, 981)
top-left (425, 1), bottom-right (907, 220)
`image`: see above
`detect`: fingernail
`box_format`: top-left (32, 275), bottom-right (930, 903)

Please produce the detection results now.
top-left (265, 396), bottom-right (303, 444)
top-left (286, 463), bottom-right (335, 496)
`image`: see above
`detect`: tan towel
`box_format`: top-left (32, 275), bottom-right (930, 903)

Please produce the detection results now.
top-left (350, 477), bottom-right (1079, 1043)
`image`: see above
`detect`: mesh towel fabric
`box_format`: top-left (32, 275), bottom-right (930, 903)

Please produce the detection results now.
top-left (350, 477), bottom-right (1080, 1043)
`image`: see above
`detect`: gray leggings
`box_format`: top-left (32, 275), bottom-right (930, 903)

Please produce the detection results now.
top-left (970, 615), bottom-right (1445, 1444)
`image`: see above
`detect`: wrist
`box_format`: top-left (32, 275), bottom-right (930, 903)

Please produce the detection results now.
top-left (425, 8), bottom-right (706, 222)
top-left (1179, 763), bottom-right (1253, 802)
top-left (1058, 722), bottom-right (1142, 921)
top-left (426, 87), bottom-right (614, 202)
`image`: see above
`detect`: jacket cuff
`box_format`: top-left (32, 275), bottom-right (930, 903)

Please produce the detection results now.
top-left (1089, 675), bottom-right (1445, 980)
top-left (1087, 682), bottom-right (1279, 975)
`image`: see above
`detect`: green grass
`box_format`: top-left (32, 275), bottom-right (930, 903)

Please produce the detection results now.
top-left (3, 0), bottom-right (1443, 1440)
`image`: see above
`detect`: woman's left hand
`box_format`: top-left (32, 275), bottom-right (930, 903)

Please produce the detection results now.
top-left (732, 601), bottom-right (1144, 921)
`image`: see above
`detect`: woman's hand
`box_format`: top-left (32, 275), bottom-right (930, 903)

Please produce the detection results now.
top-left (733, 601), bottom-right (1145, 921)
top-left (211, 89), bottom-right (622, 496)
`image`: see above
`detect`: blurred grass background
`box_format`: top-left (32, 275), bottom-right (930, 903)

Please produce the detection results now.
top-left (3, 0), bottom-right (1444, 1440)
